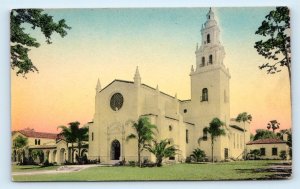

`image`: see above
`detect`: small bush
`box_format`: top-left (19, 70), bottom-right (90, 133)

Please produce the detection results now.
top-left (41, 159), bottom-right (54, 167)
top-left (279, 150), bottom-right (287, 160)
top-left (190, 148), bottom-right (206, 162)
top-left (185, 157), bottom-right (191, 163)
top-left (247, 149), bottom-right (261, 160)
top-left (128, 161), bottom-right (136, 167)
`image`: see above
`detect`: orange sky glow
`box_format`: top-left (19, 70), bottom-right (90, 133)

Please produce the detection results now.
top-left (11, 8), bottom-right (291, 134)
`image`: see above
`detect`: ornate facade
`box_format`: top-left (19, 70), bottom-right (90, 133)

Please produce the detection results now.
top-left (88, 8), bottom-right (250, 164)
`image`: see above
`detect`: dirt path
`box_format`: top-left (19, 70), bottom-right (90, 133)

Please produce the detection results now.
top-left (12, 164), bottom-right (101, 176)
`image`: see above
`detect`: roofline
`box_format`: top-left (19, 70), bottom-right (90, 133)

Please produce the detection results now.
top-left (184, 121), bottom-right (195, 126)
top-left (181, 99), bottom-right (191, 102)
top-left (229, 125), bottom-right (245, 132)
top-left (99, 79), bottom-right (134, 93)
top-left (247, 141), bottom-right (287, 145)
top-left (17, 130), bottom-right (59, 139)
top-left (98, 79), bottom-right (186, 102)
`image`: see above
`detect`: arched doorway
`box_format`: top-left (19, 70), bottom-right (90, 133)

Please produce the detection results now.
top-left (45, 150), bottom-right (50, 161)
top-left (111, 140), bottom-right (120, 160)
top-left (81, 149), bottom-right (88, 157)
top-left (52, 150), bottom-right (57, 163)
top-left (60, 148), bottom-right (66, 164)
top-left (73, 150), bottom-right (79, 163)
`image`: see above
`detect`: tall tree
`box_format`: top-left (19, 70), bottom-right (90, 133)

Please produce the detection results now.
top-left (204, 118), bottom-right (226, 163)
top-left (76, 125), bottom-right (89, 161)
top-left (267, 120), bottom-right (280, 133)
top-left (254, 7), bottom-right (291, 89)
top-left (236, 112), bottom-right (252, 160)
top-left (126, 117), bottom-right (157, 167)
top-left (145, 139), bottom-right (178, 167)
top-left (58, 121), bottom-right (79, 163)
top-left (253, 129), bottom-right (277, 140)
top-left (276, 129), bottom-right (292, 147)
top-left (10, 9), bottom-right (71, 77)
top-left (12, 135), bottom-right (28, 164)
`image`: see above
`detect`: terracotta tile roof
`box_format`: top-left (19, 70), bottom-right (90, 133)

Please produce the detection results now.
top-left (18, 129), bottom-right (59, 140)
top-left (247, 138), bottom-right (287, 145)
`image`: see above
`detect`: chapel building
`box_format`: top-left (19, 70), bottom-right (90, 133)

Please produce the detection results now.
top-left (88, 8), bottom-right (250, 163)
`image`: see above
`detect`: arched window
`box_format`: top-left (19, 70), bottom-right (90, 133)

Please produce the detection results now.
top-left (207, 34), bottom-right (211, 43)
top-left (38, 139), bottom-right (40, 145)
top-left (209, 54), bottom-right (213, 64)
top-left (203, 128), bottom-right (208, 141)
top-left (202, 88), bottom-right (208, 101)
top-left (35, 139), bottom-right (37, 145)
top-left (186, 129), bottom-right (189, 144)
top-left (201, 57), bottom-right (205, 66)
top-left (92, 132), bottom-right (94, 141)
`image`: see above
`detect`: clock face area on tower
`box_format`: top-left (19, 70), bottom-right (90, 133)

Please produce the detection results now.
top-left (110, 93), bottom-right (124, 111)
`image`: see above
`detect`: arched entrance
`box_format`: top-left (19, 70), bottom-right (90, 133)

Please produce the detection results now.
top-left (52, 150), bottom-right (57, 163)
top-left (111, 140), bottom-right (120, 160)
top-left (60, 148), bottom-right (66, 164)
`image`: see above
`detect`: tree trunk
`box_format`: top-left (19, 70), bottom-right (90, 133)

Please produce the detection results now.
top-left (71, 143), bottom-right (74, 163)
top-left (78, 141), bottom-right (81, 164)
top-left (138, 142), bottom-right (141, 167)
top-left (157, 157), bottom-right (162, 167)
top-left (243, 122), bottom-right (246, 160)
top-left (286, 51), bottom-right (291, 108)
top-left (211, 138), bottom-right (214, 163)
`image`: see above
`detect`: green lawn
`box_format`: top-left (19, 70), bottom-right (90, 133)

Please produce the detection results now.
top-left (12, 160), bottom-right (284, 181)
top-left (12, 165), bottom-right (59, 172)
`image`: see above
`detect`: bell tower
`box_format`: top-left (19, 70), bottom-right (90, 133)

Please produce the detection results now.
top-left (190, 8), bottom-right (230, 128)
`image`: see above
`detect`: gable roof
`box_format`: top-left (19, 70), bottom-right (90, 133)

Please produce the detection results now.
top-left (18, 129), bottom-right (59, 140)
top-left (246, 138), bottom-right (287, 145)
top-left (99, 79), bottom-right (189, 102)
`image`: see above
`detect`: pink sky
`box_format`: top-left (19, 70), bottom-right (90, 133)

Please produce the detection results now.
top-left (11, 8), bottom-right (291, 134)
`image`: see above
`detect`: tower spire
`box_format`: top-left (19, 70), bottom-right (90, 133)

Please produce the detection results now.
top-left (134, 66), bottom-right (141, 85)
top-left (96, 78), bottom-right (101, 92)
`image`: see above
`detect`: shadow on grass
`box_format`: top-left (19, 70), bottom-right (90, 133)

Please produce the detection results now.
top-left (235, 166), bottom-right (292, 180)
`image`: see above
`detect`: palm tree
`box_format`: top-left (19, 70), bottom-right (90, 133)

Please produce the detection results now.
top-left (190, 148), bottom-right (206, 162)
top-left (236, 112), bottom-right (252, 160)
top-left (204, 118), bottom-right (226, 163)
top-left (145, 139), bottom-right (178, 167)
top-left (126, 117), bottom-right (157, 167)
top-left (12, 135), bottom-right (28, 164)
top-left (267, 120), bottom-right (280, 133)
top-left (76, 125), bottom-right (89, 161)
top-left (58, 121), bottom-right (80, 163)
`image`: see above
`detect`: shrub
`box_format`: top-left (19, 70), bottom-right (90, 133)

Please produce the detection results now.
top-left (142, 159), bottom-right (155, 167)
top-left (185, 156), bottom-right (191, 163)
top-left (247, 149), bottom-right (261, 160)
top-left (190, 148), bottom-right (206, 162)
top-left (279, 150), bottom-right (287, 160)
top-left (128, 161), bottom-right (136, 167)
top-left (41, 159), bottom-right (54, 167)
top-left (289, 147), bottom-right (292, 159)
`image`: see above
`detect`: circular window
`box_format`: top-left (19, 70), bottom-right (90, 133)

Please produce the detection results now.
top-left (110, 93), bottom-right (124, 111)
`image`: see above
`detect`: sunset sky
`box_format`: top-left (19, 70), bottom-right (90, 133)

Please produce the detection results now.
top-left (11, 7), bottom-right (291, 134)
